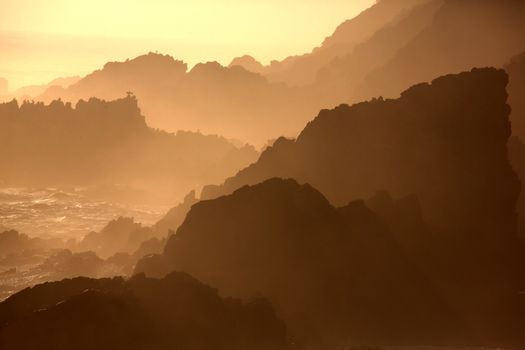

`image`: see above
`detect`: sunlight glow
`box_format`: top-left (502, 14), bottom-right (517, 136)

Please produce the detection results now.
top-left (0, 0), bottom-right (374, 89)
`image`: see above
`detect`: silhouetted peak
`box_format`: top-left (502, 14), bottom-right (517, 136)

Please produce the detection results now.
top-left (338, 199), bottom-right (376, 220)
top-left (104, 52), bottom-right (188, 74)
top-left (229, 55), bottom-right (265, 74)
top-left (189, 61), bottom-right (265, 82)
top-left (273, 136), bottom-right (295, 148)
top-left (190, 61), bottom-right (226, 74)
top-left (197, 178), bottom-right (335, 229)
top-left (228, 178), bottom-right (331, 211)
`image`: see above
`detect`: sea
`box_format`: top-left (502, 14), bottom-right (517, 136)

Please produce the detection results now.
top-left (0, 187), bottom-right (167, 240)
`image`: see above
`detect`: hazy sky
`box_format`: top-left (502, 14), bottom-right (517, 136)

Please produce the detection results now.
top-left (0, 0), bottom-right (374, 90)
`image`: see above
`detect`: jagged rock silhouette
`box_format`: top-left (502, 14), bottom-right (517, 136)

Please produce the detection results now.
top-left (203, 68), bottom-right (519, 238)
top-left (138, 178), bottom-right (525, 348)
top-left (0, 272), bottom-right (288, 350)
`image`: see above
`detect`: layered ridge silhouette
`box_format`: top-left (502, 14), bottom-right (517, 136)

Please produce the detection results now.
top-left (130, 67), bottom-right (525, 349)
top-left (0, 76), bottom-right (81, 102)
top-left (0, 272), bottom-right (288, 350)
top-left (27, 1), bottom-right (525, 147)
top-left (0, 95), bottom-right (257, 203)
top-left (230, 0), bottom-right (432, 87)
top-left (351, 0), bottom-right (525, 102)
top-left (232, 0), bottom-right (525, 108)
top-left (202, 68), bottom-right (519, 237)
top-left (35, 53), bottom-right (317, 145)
top-left (137, 178), bottom-right (525, 348)
top-left (1, 2), bottom-right (525, 349)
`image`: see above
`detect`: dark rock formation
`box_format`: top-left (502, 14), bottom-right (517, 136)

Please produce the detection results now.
top-left (139, 178), bottom-right (456, 347)
top-left (138, 178), bottom-right (525, 348)
top-left (0, 272), bottom-right (288, 350)
top-left (203, 68), bottom-right (519, 237)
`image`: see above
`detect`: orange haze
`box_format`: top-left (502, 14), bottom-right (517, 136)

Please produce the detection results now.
top-left (0, 0), bottom-right (374, 90)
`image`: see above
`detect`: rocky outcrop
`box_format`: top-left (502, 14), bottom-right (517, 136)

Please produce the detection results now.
top-left (203, 68), bottom-right (519, 237)
top-left (139, 178), bottom-right (456, 347)
top-left (0, 272), bottom-right (288, 350)
top-left (138, 178), bottom-right (525, 348)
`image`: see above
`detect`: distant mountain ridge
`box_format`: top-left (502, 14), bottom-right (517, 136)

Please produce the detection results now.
top-left (353, 0), bottom-right (525, 101)
top-left (230, 0), bottom-right (433, 86)
top-left (29, 0), bottom-right (525, 146)
top-left (0, 95), bottom-right (258, 204)
top-left (36, 53), bottom-right (314, 145)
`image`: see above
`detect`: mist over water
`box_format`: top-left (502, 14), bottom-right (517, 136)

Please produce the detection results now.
top-left (0, 187), bottom-right (166, 239)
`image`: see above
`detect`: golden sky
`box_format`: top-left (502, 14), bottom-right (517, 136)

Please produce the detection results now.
top-left (0, 0), bottom-right (374, 90)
